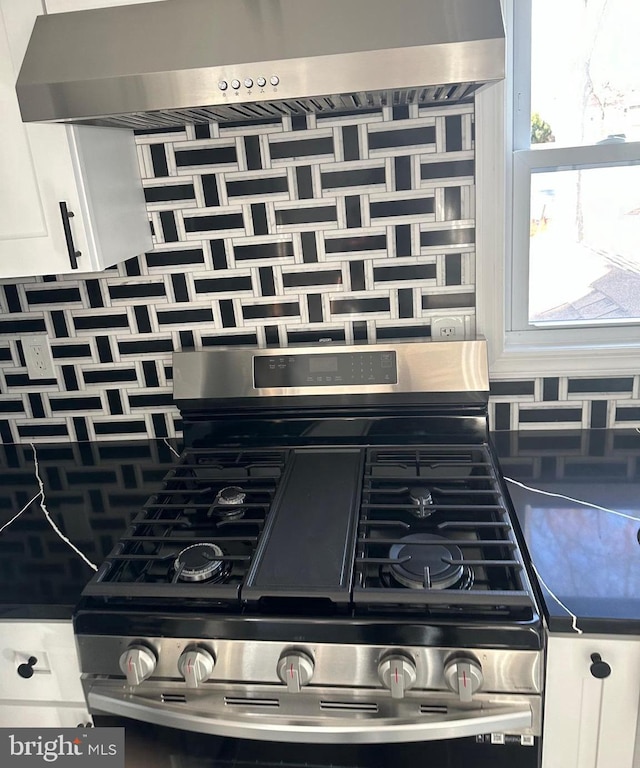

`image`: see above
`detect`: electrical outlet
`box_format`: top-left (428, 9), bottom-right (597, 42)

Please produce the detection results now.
top-left (431, 317), bottom-right (465, 341)
top-left (22, 335), bottom-right (56, 379)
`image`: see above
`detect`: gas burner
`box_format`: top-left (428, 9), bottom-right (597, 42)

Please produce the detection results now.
top-left (174, 543), bottom-right (228, 583)
top-left (386, 533), bottom-right (472, 590)
top-left (216, 486), bottom-right (246, 505)
top-left (214, 486), bottom-right (247, 520)
top-left (408, 486), bottom-right (435, 518)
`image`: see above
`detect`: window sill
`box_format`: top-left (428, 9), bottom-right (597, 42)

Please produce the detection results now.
top-left (486, 332), bottom-right (640, 379)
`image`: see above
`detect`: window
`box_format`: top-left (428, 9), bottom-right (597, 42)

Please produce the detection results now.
top-left (476, 0), bottom-right (640, 376)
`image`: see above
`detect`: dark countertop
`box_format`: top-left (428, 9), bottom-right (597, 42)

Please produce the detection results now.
top-left (0, 440), bottom-right (180, 620)
top-left (1, 431), bottom-right (639, 635)
top-left (494, 429), bottom-right (640, 635)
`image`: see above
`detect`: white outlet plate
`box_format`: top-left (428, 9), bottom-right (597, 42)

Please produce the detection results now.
top-left (22, 335), bottom-right (56, 379)
top-left (431, 317), bottom-right (465, 341)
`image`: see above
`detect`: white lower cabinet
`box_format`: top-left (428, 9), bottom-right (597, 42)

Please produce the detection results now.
top-left (0, 620), bottom-right (90, 727)
top-left (0, 704), bottom-right (90, 727)
top-left (542, 634), bottom-right (640, 768)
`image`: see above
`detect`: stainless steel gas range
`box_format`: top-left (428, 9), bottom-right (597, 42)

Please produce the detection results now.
top-left (75, 340), bottom-right (543, 767)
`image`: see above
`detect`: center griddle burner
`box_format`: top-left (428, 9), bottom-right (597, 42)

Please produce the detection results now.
top-left (408, 486), bottom-right (434, 518)
top-left (174, 543), bottom-right (227, 583)
top-left (388, 533), bottom-right (469, 590)
top-left (214, 485), bottom-right (247, 520)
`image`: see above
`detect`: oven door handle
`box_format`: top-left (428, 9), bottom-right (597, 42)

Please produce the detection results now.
top-left (88, 691), bottom-right (533, 744)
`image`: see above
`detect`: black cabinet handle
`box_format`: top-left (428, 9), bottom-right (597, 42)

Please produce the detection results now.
top-left (590, 653), bottom-right (612, 679)
top-left (59, 201), bottom-right (81, 270)
top-left (17, 656), bottom-right (38, 679)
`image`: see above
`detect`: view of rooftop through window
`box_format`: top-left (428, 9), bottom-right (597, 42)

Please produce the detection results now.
top-left (527, 0), bottom-right (640, 325)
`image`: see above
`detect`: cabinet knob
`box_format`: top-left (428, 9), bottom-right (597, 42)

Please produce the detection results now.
top-left (590, 653), bottom-right (611, 679)
top-left (17, 656), bottom-right (38, 679)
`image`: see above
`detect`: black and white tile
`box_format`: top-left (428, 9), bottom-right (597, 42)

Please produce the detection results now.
top-left (0, 105), bottom-right (476, 443)
top-left (488, 376), bottom-right (640, 432)
top-left (0, 103), bottom-right (636, 443)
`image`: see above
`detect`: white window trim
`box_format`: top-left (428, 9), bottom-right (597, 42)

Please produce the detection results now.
top-left (476, 0), bottom-right (640, 379)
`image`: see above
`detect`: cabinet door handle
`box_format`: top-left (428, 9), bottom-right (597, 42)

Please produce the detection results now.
top-left (59, 201), bottom-right (81, 270)
top-left (17, 656), bottom-right (38, 679)
top-left (590, 653), bottom-right (611, 679)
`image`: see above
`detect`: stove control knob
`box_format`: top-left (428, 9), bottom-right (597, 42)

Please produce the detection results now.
top-left (119, 645), bottom-right (156, 686)
top-left (378, 653), bottom-right (417, 699)
top-left (276, 650), bottom-right (314, 693)
top-left (178, 647), bottom-right (215, 688)
top-left (444, 656), bottom-right (483, 703)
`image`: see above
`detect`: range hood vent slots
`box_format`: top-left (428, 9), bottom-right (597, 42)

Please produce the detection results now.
top-left (92, 85), bottom-right (482, 131)
top-left (16, 0), bottom-right (505, 129)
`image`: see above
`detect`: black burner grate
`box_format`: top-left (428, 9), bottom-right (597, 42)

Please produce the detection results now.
top-left (82, 443), bottom-right (536, 622)
top-left (353, 446), bottom-right (535, 619)
top-left (83, 449), bottom-right (289, 602)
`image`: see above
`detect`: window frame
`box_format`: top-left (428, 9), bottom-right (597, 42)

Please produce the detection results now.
top-left (476, 0), bottom-right (640, 378)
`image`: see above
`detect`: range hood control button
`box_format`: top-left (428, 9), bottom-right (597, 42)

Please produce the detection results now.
top-left (276, 650), bottom-right (314, 693)
top-left (270, 75), bottom-right (280, 86)
top-left (218, 81), bottom-right (228, 91)
top-left (444, 656), bottom-right (483, 703)
top-left (244, 78), bottom-right (253, 88)
top-left (119, 645), bottom-right (156, 686)
top-left (378, 653), bottom-right (417, 699)
top-left (257, 77), bottom-right (267, 88)
top-left (178, 647), bottom-right (216, 688)
top-left (231, 79), bottom-right (241, 90)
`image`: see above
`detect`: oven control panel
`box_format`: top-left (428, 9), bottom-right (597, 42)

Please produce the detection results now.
top-left (80, 636), bottom-right (542, 696)
top-left (254, 351), bottom-right (398, 388)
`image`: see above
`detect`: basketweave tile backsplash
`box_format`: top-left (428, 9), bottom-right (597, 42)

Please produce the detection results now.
top-left (0, 103), bottom-right (636, 444)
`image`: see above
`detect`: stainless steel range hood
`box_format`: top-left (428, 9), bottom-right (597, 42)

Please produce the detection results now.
top-left (16, 0), bottom-right (505, 130)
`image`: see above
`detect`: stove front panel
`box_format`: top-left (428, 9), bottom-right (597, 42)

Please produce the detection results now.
top-left (77, 636), bottom-right (542, 694)
top-left (79, 635), bottom-right (543, 744)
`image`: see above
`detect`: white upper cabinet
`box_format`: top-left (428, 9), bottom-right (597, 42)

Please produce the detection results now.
top-left (0, 0), bottom-right (151, 279)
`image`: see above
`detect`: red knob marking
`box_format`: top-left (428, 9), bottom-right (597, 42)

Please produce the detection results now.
top-left (463, 670), bottom-right (467, 688)
top-left (395, 667), bottom-right (399, 684)
top-left (290, 663), bottom-right (294, 678)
